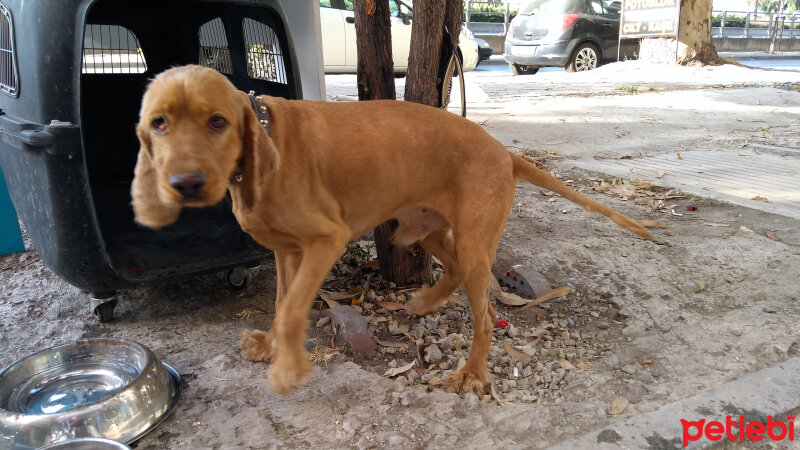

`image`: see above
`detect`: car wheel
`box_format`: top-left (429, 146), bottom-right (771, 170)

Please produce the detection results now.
top-left (566, 43), bottom-right (599, 72)
top-left (509, 63), bottom-right (539, 76)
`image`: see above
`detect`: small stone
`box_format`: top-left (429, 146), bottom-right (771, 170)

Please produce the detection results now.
top-left (421, 373), bottom-right (436, 383)
top-left (597, 321), bottom-right (610, 330)
top-left (763, 306), bottom-right (777, 313)
top-left (424, 345), bottom-right (444, 364)
top-left (535, 362), bottom-right (544, 372)
top-left (399, 391), bottom-right (413, 407)
top-left (493, 365), bottom-right (503, 374)
top-left (316, 316), bottom-right (331, 328)
top-left (731, 329), bottom-right (743, 336)
top-left (388, 292), bottom-right (397, 302)
top-left (523, 366), bottom-right (533, 378)
top-left (501, 380), bottom-right (511, 393)
top-left (464, 393), bottom-right (480, 409)
top-left (507, 324), bottom-right (519, 338)
top-left (590, 311), bottom-right (600, 318)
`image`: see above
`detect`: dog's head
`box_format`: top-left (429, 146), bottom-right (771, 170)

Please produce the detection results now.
top-left (131, 65), bottom-right (276, 229)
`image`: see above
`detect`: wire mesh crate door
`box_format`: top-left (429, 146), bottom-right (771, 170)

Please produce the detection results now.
top-left (0, 3), bottom-right (18, 96)
top-left (199, 18), bottom-right (233, 74)
top-left (82, 24), bottom-right (147, 74)
top-left (243, 18), bottom-right (287, 84)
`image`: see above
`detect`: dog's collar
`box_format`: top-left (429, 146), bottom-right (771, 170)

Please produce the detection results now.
top-left (231, 91), bottom-right (271, 186)
top-left (248, 90), bottom-right (271, 134)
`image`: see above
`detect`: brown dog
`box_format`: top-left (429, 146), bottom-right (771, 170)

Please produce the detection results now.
top-left (132, 65), bottom-right (658, 396)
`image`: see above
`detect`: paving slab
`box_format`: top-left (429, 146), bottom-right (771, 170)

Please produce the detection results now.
top-left (575, 148), bottom-right (800, 220)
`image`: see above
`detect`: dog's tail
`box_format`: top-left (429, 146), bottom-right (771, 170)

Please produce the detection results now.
top-left (511, 154), bottom-right (654, 239)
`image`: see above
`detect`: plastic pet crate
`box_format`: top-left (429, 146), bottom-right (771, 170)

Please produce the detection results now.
top-left (0, 0), bottom-right (324, 321)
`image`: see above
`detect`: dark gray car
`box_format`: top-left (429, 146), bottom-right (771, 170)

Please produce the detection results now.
top-left (504, 0), bottom-right (637, 74)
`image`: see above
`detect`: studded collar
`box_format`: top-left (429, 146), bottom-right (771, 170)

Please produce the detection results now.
top-left (230, 91), bottom-right (271, 186)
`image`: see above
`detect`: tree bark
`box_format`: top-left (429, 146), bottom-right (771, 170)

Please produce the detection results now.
top-left (405, 0), bottom-right (446, 106)
top-left (354, 0), bottom-right (432, 287)
top-left (639, 0), bottom-right (724, 66)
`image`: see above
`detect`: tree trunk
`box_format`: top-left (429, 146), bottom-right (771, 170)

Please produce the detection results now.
top-left (405, 0), bottom-right (446, 106)
top-left (354, 0), bottom-right (432, 287)
top-left (639, 0), bottom-right (724, 66)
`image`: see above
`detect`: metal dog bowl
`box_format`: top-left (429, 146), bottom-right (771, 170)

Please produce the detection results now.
top-left (0, 338), bottom-right (181, 449)
top-left (39, 437), bottom-right (131, 449)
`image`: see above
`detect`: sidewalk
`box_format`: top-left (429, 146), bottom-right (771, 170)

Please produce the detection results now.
top-left (720, 50), bottom-right (800, 60)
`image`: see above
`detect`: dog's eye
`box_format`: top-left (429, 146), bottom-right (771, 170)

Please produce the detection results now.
top-left (151, 118), bottom-right (168, 134)
top-left (209, 116), bottom-right (227, 132)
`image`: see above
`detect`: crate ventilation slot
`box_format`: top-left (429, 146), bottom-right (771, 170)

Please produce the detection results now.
top-left (0, 3), bottom-right (18, 96)
top-left (82, 25), bottom-right (148, 74)
top-left (243, 18), bottom-right (287, 84)
top-left (199, 18), bottom-right (233, 74)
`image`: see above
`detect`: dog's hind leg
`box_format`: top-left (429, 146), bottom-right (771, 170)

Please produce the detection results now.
top-left (241, 250), bottom-right (301, 363)
top-left (443, 255), bottom-right (493, 396)
top-left (405, 229), bottom-right (461, 316)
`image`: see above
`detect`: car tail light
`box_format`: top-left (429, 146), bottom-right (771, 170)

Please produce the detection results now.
top-left (507, 24), bottom-right (515, 38)
top-left (561, 13), bottom-right (579, 30)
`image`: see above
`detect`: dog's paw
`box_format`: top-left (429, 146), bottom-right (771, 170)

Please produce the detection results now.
top-left (241, 329), bottom-right (275, 363)
top-left (444, 369), bottom-right (488, 397)
top-left (268, 352), bottom-right (313, 395)
top-left (404, 286), bottom-right (447, 316)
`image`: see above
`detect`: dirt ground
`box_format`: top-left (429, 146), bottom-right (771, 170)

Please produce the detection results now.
top-left (1, 60), bottom-right (799, 449)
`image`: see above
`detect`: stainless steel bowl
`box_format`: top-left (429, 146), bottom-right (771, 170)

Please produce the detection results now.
top-left (0, 338), bottom-right (181, 449)
top-left (39, 437), bottom-right (131, 449)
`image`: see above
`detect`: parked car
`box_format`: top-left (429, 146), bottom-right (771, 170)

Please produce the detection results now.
top-left (504, 0), bottom-right (638, 74)
top-left (320, 0), bottom-right (479, 73)
top-left (475, 37), bottom-right (493, 64)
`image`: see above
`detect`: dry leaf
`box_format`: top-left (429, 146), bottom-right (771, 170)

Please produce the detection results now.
top-left (576, 359), bottom-right (591, 369)
top-left (739, 226), bottom-right (754, 233)
top-left (656, 171), bottom-right (665, 178)
top-left (609, 395), bottom-right (629, 415)
top-left (383, 361), bottom-right (416, 377)
top-left (639, 358), bottom-right (653, 365)
top-left (765, 231), bottom-right (781, 241)
top-left (559, 359), bottom-right (576, 370)
top-left (319, 287), bottom-right (363, 308)
top-left (496, 291), bottom-right (529, 306)
top-left (676, 152), bottom-right (683, 160)
top-left (375, 300), bottom-right (406, 311)
top-left (388, 320), bottom-right (409, 335)
top-left (490, 381), bottom-right (508, 406)
top-left (504, 341), bottom-right (532, 364)
top-left (691, 278), bottom-right (706, 293)
top-left (704, 223), bottom-right (730, 228)
top-left (751, 196), bottom-right (770, 203)
top-left (513, 286), bottom-right (572, 312)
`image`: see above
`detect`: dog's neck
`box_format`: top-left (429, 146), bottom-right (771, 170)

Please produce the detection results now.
top-left (230, 91), bottom-right (271, 186)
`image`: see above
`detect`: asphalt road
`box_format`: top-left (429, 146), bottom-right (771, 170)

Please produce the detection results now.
top-left (475, 54), bottom-right (800, 73)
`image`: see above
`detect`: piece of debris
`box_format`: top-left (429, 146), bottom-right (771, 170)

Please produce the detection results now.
top-left (323, 306), bottom-right (377, 354)
top-left (739, 226), bottom-right (754, 233)
top-left (704, 223), bottom-right (729, 228)
top-left (383, 361), bottom-right (416, 377)
top-left (495, 266), bottom-right (552, 300)
top-left (504, 341), bottom-right (532, 364)
top-left (764, 231), bottom-right (781, 241)
top-left (751, 196), bottom-right (770, 203)
top-left (687, 205), bottom-right (697, 211)
top-left (513, 286), bottom-right (572, 312)
top-left (671, 209), bottom-right (683, 216)
top-left (691, 278), bottom-right (706, 293)
top-left (609, 395), bottom-right (629, 415)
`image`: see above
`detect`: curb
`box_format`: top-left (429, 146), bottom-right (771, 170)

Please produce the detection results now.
top-left (720, 51), bottom-right (800, 60)
top-left (550, 358), bottom-right (800, 449)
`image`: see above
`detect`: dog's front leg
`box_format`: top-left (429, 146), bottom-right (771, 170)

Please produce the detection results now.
top-left (268, 235), bottom-right (349, 395)
top-left (241, 250), bottom-right (302, 363)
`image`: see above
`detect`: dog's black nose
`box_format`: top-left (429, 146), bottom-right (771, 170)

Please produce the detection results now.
top-left (169, 172), bottom-right (207, 198)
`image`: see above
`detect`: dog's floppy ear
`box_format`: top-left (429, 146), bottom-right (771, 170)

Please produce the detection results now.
top-left (131, 126), bottom-right (181, 229)
top-left (239, 92), bottom-right (279, 211)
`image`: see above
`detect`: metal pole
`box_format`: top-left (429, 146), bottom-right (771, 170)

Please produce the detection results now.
top-left (504, 2), bottom-right (510, 34)
top-left (720, 10), bottom-right (726, 37)
top-left (465, 0), bottom-right (471, 30)
top-left (744, 11), bottom-right (750, 37)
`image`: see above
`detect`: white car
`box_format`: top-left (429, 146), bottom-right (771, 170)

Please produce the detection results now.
top-left (319, 0), bottom-right (479, 74)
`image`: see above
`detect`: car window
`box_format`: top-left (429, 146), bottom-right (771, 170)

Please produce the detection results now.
top-left (605, 0), bottom-right (622, 15)
top-left (522, 0), bottom-right (587, 15)
top-left (320, 0), bottom-right (332, 7)
top-left (589, 0), bottom-right (604, 13)
top-left (343, 0), bottom-right (353, 10)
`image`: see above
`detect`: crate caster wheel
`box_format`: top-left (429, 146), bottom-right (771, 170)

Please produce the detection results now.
top-left (227, 267), bottom-right (251, 290)
top-left (90, 294), bottom-right (118, 323)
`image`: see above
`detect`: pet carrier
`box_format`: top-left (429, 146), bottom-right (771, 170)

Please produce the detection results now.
top-left (0, 0), bottom-right (324, 321)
